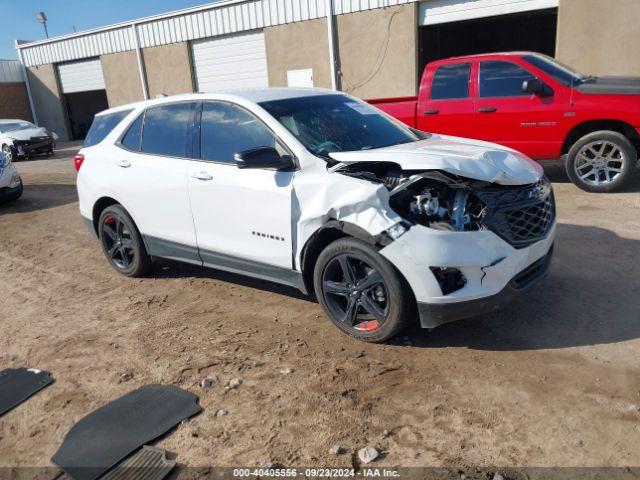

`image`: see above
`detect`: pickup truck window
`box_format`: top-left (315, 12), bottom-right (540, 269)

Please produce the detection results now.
top-left (479, 61), bottom-right (535, 98)
top-left (259, 94), bottom-right (422, 158)
top-left (431, 63), bottom-right (471, 100)
top-left (523, 54), bottom-right (585, 86)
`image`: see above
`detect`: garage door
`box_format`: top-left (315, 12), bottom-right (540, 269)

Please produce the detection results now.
top-left (57, 58), bottom-right (105, 94)
top-left (191, 30), bottom-right (268, 92)
top-left (419, 0), bottom-right (559, 25)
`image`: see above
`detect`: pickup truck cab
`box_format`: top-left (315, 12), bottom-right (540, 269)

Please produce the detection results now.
top-left (370, 52), bottom-right (640, 192)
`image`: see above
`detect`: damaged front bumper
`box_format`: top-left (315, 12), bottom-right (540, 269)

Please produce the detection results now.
top-left (12, 137), bottom-right (54, 157)
top-left (380, 222), bottom-right (556, 328)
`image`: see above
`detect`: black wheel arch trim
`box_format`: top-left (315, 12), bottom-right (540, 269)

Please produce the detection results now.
top-left (299, 220), bottom-right (398, 295)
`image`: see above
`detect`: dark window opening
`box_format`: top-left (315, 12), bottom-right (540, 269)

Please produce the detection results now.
top-left (65, 89), bottom-right (110, 141)
top-left (418, 8), bottom-right (558, 78)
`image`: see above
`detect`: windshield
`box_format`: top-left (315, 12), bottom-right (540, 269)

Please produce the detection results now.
top-left (259, 94), bottom-right (424, 159)
top-left (0, 121), bottom-right (35, 133)
top-left (523, 54), bottom-right (585, 86)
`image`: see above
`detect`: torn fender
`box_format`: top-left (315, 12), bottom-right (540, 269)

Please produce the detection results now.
top-left (291, 163), bottom-right (400, 269)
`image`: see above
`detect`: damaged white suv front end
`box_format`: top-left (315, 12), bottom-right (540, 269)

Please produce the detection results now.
top-left (326, 137), bottom-right (555, 329)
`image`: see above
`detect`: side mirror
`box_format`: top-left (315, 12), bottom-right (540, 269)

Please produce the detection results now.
top-left (235, 147), bottom-right (295, 171)
top-left (522, 78), bottom-right (548, 96)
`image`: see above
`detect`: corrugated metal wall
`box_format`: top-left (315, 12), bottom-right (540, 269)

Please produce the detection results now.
top-left (0, 60), bottom-right (24, 82)
top-left (19, 0), bottom-right (414, 67)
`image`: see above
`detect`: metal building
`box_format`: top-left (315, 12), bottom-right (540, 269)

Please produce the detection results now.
top-left (14, 0), bottom-right (640, 140)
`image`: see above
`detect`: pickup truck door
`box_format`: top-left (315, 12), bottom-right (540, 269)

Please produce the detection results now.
top-left (417, 62), bottom-right (477, 138)
top-left (473, 60), bottom-right (567, 159)
top-left (187, 101), bottom-right (294, 274)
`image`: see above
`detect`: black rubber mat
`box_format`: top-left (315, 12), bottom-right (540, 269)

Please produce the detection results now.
top-left (51, 385), bottom-right (200, 480)
top-left (0, 368), bottom-right (53, 416)
top-left (101, 446), bottom-right (176, 480)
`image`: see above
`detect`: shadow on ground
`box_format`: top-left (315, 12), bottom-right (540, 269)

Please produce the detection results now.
top-left (406, 223), bottom-right (640, 351)
top-left (0, 183), bottom-right (77, 214)
top-left (151, 223), bottom-right (640, 351)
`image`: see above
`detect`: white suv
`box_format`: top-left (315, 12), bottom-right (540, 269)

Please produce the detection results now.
top-left (77, 89), bottom-right (555, 342)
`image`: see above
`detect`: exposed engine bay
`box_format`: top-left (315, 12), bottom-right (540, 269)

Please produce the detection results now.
top-left (335, 161), bottom-right (555, 250)
top-left (336, 162), bottom-right (488, 232)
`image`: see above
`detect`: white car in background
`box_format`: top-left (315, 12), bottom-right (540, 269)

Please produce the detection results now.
top-left (76, 89), bottom-right (555, 342)
top-left (0, 119), bottom-right (58, 161)
top-left (0, 150), bottom-right (23, 204)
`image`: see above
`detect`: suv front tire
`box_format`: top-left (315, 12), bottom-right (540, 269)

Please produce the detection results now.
top-left (313, 237), bottom-right (413, 342)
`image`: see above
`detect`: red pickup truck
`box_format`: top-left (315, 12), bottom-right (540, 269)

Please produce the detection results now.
top-left (370, 52), bottom-right (640, 192)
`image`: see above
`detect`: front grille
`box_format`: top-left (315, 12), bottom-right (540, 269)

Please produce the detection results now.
top-left (474, 177), bottom-right (556, 249)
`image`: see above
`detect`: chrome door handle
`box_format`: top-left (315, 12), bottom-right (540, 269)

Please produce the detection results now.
top-left (116, 160), bottom-right (131, 168)
top-left (191, 171), bottom-right (213, 181)
top-left (479, 107), bottom-right (497, 113)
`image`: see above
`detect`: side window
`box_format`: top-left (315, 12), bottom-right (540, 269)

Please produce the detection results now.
top-left (430, 63), bottom-right (471, 100)
top-left (140, 103), bottom-right (195, 157)
top-left (121, 113), bottom-right (144, 151)
top-left (200, 102), bottom-right (277, 164)
top-left (84, 109), bottom-right (132, 147)
top-left (479, 61), bottom-right (536, 98)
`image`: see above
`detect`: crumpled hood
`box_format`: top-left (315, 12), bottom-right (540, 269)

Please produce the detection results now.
top-left (328, 134), bottom-right (543, 185)
top-left (5, 127), bottom-right (50, 141)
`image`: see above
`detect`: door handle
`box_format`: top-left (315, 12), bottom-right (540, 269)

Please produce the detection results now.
top-left (191, 171), bottom-right (213, 181)
top-left (479, 107), bottom-right (497, 113)
top-left (116, 160), bottom-right (131, 168)
top-left (423, 109), bottom-right (439, 115)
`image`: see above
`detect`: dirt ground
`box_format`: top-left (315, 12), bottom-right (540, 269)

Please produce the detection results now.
top-left (1, 143), bottom-right (639, 473)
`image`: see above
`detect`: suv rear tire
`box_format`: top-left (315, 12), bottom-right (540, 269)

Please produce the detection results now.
top-left (566, 130), bottom-right (637, 193)
top-left (98, 205), bottom-right (151, 277)
top-left (313, 237), bottom-right (413, 342)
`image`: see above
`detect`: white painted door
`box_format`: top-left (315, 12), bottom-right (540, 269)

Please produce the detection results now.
top-left (111, 102), bottom-right (199, 257)
top-left (418, 0), bottom-right (559, 25)
top-left (191, 30), bottom-right (269, 92)
top-left (187, 101), bottom-right (293, 270)
top-left (58, 58), bottom-right (105, 93)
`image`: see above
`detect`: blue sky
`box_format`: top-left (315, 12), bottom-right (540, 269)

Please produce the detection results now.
top-left (0, 0), bottom-right (213, 59)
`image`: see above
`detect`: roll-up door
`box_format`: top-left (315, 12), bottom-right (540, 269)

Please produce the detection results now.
top-left (57, 59), bottom-right (106, 94)
top-left (419, 0), bottom-right (558, 25)
top-left (191, 30), bottom-right (268, 92)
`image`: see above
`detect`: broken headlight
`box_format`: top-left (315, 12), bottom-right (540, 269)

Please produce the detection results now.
top-left (389, 173), bottom-right (487, 232)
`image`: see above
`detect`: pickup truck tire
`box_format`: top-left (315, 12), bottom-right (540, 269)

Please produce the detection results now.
top-left (98, 205), bottom-right (151, 277)
top-left (566, 131), bottom-right (637, 193)
top-left (313, 237), bottom-right (412, 342)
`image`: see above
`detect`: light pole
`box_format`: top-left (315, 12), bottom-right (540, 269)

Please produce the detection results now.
top-left (36, 12), bottom-right (49, 38)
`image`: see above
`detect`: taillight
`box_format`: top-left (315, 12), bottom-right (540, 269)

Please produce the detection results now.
top-left (74, 154), bottom-right (85, 172)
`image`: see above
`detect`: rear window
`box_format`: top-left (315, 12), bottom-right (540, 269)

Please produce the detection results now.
top-left (84, 110), bottom-right (132, 147)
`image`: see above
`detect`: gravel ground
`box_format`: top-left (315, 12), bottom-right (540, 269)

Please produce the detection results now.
top-left (1, 143), bottom-right (639, 473)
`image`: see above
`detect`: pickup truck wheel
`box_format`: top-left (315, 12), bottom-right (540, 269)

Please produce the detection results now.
top-left (313, 237), bottom-right (412, 343)
top-left (98, 205), bottom-right (151, 277)
top-left (566, 131), bottom-right (637, 193)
